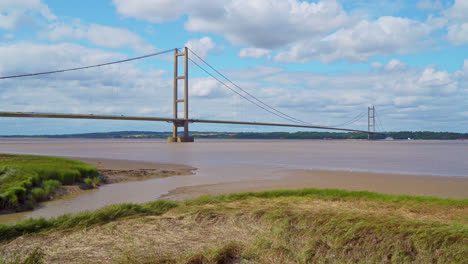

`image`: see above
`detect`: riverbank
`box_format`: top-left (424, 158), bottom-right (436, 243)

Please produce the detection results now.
top-left (1, 188), bottom-right (467, 263)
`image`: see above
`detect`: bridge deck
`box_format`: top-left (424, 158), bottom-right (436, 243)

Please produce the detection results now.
top-left (0, 112), bottom-right (379, 134)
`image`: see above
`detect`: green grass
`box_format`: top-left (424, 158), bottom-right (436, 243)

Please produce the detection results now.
top-left (186, 188), bottom-right (468, 207)
top-left (0, 200), bottom-right (178, 242)
top-left (1, 188), bottom-right (466, 242)
top-left (0, 154), bottom-right (98, 210)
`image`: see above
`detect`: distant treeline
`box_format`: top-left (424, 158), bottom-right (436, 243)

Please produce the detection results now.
top-left (2, 131), bottom-right (468, 140)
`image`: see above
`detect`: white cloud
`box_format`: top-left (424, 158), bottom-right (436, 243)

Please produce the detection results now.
top-left (383, 59), bottom-right (407, 71)
top-left (417, 0), bottom-right (443, 10)
top-left (444, 0), bottom-right (468, 23)
top-left (238, 48), bottom-right (271, 59)
top-left (275, 16), bottom-right (433, 64)
top-left (41, 22), bottom-right (155, 53)
top-left (455, 59), bottom-right (468, 79)
top-left (190, 78), bottom-right (224, 98)
top-left (112, 0), bottom-right (450, 64)
top-left (418, 68), bottom-right (457, 93)
top-left (184, 37), bottom-right (215, 59)
top-left (447, 23), bottom-right (468, 45)
top-left (187, 0), bottom-right (351, 48)
top-left (113, 0), bottom-right (352, 49)
top-left (0, 0), bottom-right (56, 30)
top-left (113, 0), bottom-right (197, 23)
top-left (444, 0), bottom-right (468, 45)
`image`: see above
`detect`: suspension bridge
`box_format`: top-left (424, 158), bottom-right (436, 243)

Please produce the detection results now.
top-left (0, 47), bottom-right (384, 142)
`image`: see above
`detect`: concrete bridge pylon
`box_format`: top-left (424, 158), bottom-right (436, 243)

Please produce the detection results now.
top-left (167, 47), bottom-right (194, 142)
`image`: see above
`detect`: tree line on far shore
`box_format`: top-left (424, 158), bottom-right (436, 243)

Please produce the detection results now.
top-left (2, 131), bottom-right (467, 140)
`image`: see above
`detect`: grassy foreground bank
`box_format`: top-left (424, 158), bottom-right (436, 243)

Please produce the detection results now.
top-left (0, 154), bottom-right (98, 211)
top-left (1, 188), bottom-right (467, 263)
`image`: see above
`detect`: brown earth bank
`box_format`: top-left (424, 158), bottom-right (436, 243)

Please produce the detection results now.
top-left (162, 169), bottom-right (468, 201)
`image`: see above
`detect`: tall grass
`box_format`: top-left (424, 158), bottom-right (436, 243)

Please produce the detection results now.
top-left (0, 200), bottom-right (178, 242)
top-left (186, 188), bottom-right (468, 207)
top-left (0, 154), bottom-right (98, 210)
top-left (1, 188), bottom-right (466, 243)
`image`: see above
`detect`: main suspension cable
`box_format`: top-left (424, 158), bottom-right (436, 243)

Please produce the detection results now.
top-left (188, 58), bottom-right (308, 125)
top-left (0, 48), bottom-right (175, 80)
top-left (187, 47), bottom-right (315, 126)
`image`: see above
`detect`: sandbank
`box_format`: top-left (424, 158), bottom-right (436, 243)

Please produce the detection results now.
top-left (162, 169), bottom-right (468, 200)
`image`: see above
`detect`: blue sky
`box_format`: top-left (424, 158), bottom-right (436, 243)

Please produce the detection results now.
top-left (0, 0), bottom-right (467, 135)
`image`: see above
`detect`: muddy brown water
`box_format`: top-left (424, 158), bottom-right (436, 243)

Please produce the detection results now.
top-left (0, 138), bottom-right (467, 224)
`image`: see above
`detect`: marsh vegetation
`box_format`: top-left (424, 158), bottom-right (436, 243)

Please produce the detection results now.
top-left (0, 154), bottom-right (99, 212)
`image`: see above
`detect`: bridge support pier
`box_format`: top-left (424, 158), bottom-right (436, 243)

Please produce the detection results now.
top-left (368, 106), bottom-right (375, 140)
top-left (168, 47), bottom-right (194, 143)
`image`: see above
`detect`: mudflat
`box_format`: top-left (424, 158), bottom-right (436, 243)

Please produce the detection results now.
top-left (162, 169), bottom-right (468, 201)
top-left (72, 157), bottom-right (195, 184)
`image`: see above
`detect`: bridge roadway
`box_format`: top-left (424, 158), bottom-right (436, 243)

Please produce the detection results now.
top-left (0, 111), bottom-right (379, 134)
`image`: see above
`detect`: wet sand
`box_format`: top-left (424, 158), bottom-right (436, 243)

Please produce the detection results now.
top-left (162, 169), bottom-right (468, 200)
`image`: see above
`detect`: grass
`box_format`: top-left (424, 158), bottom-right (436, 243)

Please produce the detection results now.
top-left (0, 154), bottom-right (98, 210)
top-left (0, 200), bottom-right (178, 242)
top-left (186, 188), bottom-right (468, 207)
top-left (0, 188), bottom-right (467, 263)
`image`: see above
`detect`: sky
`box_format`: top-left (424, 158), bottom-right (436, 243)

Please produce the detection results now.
top-left (0, 0), bottom-right (467, 135)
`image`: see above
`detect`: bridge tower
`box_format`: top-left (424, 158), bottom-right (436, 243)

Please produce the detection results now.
top-left (368, 105), bottom-right (375, 140)
top-left (167, 47), bottom-right (194, 142)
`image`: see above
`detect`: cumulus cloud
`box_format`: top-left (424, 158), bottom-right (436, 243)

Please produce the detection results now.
top-left (275, 16), bottom-right (434, 64)
top-left (112, 0), bottom-right (450, 64)
top-left (444, 0), bottom-right (468, 45)
top-left (417, 0), bottom-right (443, 10)
top-left (0, 0), bottom-right (56, 30)
top-left (418, 68), bottom-right (457, 93)
top-left (238, 48), bottom-right (271, 59)
top-left (444, 0), bottom-right (468, 23)
top-left (184, 37), bottom-right (215, 59)
top-left (190, 78), bottom-right (224, 98)
top-left (41, 22), bottom-right (155, 53)
top-left (185, 0), bottom-right (351, 48)
top-left (447, 23), bottom-right (468, 45)
top-left (383, 59), bottom-right (407, 71)
top-left (113, 0), bottom-right (352, 49)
